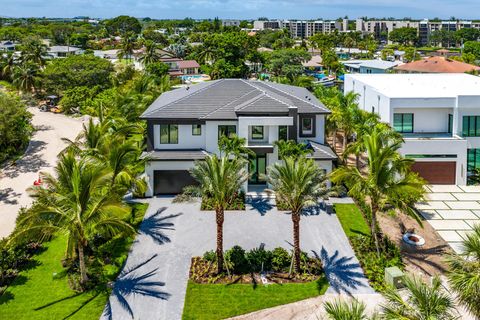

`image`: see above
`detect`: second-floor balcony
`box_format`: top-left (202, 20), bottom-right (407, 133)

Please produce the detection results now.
top-left (401, 132), bottom-right (462, 140)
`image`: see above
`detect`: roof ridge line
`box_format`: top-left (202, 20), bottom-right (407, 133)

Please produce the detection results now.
top-left (199, 86), bottom-right (259, 118)
top-left (240, 79), bottom-right (295, 108)
top-left (142, 80), bottom-right (223, 117)
top-left (257, 80), bottom-right (320, 109)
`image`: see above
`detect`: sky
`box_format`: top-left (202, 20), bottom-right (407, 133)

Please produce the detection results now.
top-left (1, 0), bottom-right (480, 20)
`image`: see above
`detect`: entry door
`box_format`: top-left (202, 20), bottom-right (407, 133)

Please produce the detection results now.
top-left (249, 154), bottom-right (267, 184)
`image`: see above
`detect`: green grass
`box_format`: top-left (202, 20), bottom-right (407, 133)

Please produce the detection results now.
top-left (182, 277), bottom-right (329, 320)
top-left (0, 202), bottom-right (149, 320)
top-left (0, 236), bottom-right (107, 320)
top-left (334, 203), bottom-right (370, 238)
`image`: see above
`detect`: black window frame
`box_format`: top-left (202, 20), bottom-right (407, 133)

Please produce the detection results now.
top-left (218, 125), bottom-right (237, 140)
top-left (278, 125), bottom-right (288, 141)
top-left (448, 114), bottom-right (453, 134)
top-left (462, 116), bottom-right (480, 137)
top-left (467, 148), bottom-right (480, 173)
top-left (192, 124), bottom-right (202, 136)
top-left (251, 126), bottom-right (264, 140)
top-left (159, 124), bottom-right (178, 144)
top-left (393, 113), bottom-right (414, 133)
top-left (299, 115), bottom-right (315, 137)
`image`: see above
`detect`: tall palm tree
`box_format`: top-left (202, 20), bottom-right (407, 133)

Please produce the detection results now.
top-left (197, 46), bottom-right (216, 65)
top-left (267, 157), bottom-right (330, 273)
top-left (324, 299), bottom-right (370, 320)
top-left (447, 224), bottom-right (480, 318)
top-left (139, 40), bottom-right (161, 66)
top-left (218, 134), bottom-right (254, 159)
top-left (1, 52), bottom-right (16, 80)
top-left (274, 140), bottom-right (312, 160)
top-left (330, 127), bottom-right (425, 254)
top-left (12, 62), bottom-right (39, 93)
top-left (14, 151), bottom-right (134, 284)
top-left (190, 155), bottom-right (249, 273)
top-left (381, 276), bottom-right (457, 319)
top-left (333, 91), bottom-right (360, 153)
top-left (20, 36), bottom-right (47, 67)
top-left (118, 32), bottom-right (137, 62)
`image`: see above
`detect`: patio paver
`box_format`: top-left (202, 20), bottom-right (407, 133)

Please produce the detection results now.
top-left (415, 201), bottom-right (450, 210)
top-left (458, 185), bottom-right (480, 193)
top-left (451, 193), bottom-right (480, 201)
top-left (444, 201), bottom-right (480, 210)
top-left (437, 231), bottom-right (464, 242)
top-left (428, 219), bottom-right (472, 230)
top-left (436, 210), bottom-right (479, 220)
top-left (428, 185), bottom-right (464, 193)
top-left (425, 193), bottom-right (457, 201)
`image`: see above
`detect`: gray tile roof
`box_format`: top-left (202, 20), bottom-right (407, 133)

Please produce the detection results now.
top-left (307, 141), bottom-right (337, 160)
top-left (141, 149), bottom-right (210, 161)
top-left (140, 79), bottom-right (330, 120)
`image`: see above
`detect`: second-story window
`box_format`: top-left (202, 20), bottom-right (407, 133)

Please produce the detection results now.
top-left (462, 116), bottom-right (480, 137)
top-left (160, 124), bottom-right (178, 144)
top-left (192, 124), bottom-right (202, 136)
top-left (251, 126), bottom-right (264, 140)
top-left (278, 126), bottom-right (288, 141)
top-left (393, 113), bottom-right (413, 133)
top-left (300, 116), bottom-right (314, 137)
top-left (218, 125), bottom-right (236, 140)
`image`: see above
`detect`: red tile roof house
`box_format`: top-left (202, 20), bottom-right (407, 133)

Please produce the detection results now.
top-left (160, 57), bottom-right (201, 77)
top-left (394, 56), bottom-right (480, 74)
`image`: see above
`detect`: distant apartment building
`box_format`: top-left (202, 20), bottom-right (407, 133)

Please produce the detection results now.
top-left (356, 18), bottom-right (480, 46)
top-left (222, 19), bottom-right (241, 27)
top-left (253, 20), bottom-right (346, 38)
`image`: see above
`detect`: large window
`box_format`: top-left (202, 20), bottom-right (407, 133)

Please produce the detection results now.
top-left (160, 124), bottom-right (178, 144)
top-left (467, 149), bottom-right (480, 173)
top-left (251, 126), bottom-right (264, 140)
top-left (462, 116), bottom-right (480, 137)
top-left (192, 124), bottom-right (202, 136)
top-left (300, 116), bottom-right (314, 137)
top-left (278, 126), bottom-right (288, 141)
top-left (448, 114), bottom-right (453, 134)
top-left (393, 113), bottom-right (414, 133)
top-left (218, 125), bottom-right (236, 140)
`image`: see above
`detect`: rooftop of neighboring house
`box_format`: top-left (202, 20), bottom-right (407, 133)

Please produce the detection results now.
top-left (302, 55), bottom-right (322, 67)
top-left (342, 59), bottom-right (401, 70)
top-left (177, 60), bottom-right (200, 69)
top-left (394, 56), bottom-right (480, 74)
top-left (346, 73), bottom-right (480, 98)
top-left (48, 45), bottom-right (81, 53)
top-left (141, 79), bottom-right (330, 120)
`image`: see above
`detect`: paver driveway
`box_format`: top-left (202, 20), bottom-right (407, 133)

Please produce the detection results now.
top-left (416, 185), bottom-right (480, 253)
top-left (103, 197), bottom-right (373, 320)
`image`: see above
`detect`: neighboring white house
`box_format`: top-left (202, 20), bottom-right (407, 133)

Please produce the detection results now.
top-left (344, 73), bottom-right (480, 185)
top-left (342, 60), bottom-right (401, 74)
top-left (47, 46), bottom-right (82, 58)
top-left (140, 79), bottom-right (337, 196)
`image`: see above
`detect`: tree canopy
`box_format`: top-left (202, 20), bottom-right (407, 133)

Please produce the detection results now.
top-left (388, 27), bottom-right (418, 46)
top-left (104, 15), bottom-right (142, 35)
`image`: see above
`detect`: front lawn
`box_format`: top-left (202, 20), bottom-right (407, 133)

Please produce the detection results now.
top-left (0, 202), bottom-right (148, 320)
top-left (182, 277), bottom-right (329, 320)
top-left (334, 203), bottom-right (370, 237)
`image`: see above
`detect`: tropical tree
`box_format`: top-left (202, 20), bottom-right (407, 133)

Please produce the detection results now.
top-left (447, 224), bottom-right (480, 318)
top-left (19, 36), bottom-right (47, 67)
top-left (13, 151), bottom-right (134, 284)
top-left (118, 32), bottom-right (137, 62)
top-left (1, 52), bottom-right (16, 80)
top-left (139, 40), bottom-right (161, 66)
top-left (381, 276), bottom-right (457, 319)
top-left (274, 140), bottom-right (312, 160)
top-left (333, 91), bottom-right (360, 153)
top-left (12, 62), bottom-right (39, 93)
top-left (330, 127), bottom-right (425, 254)
top-left (218, 134), bottom-right (254, 159)
top-left (324, 299), bottom-right (370, 320)
top-left (267, 157), bottom-right (330, 273)
top-left (190, 155), bottom-right (249, 273)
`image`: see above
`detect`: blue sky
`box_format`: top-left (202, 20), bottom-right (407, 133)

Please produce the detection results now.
top-left (1, 0), bottom-right (480, 20)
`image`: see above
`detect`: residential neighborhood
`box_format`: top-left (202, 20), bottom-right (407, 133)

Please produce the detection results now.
top-left (0, 3), bottom-right (480, 320)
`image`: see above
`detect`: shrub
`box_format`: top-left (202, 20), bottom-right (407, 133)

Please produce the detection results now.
top-left (225, 246), bottom-right (248, 274)
top-left (203, 250), bottom-right (217, 263)
top-left (246, 247), bottom-right (273, 272)
top-left (271, 247), bottom-right (291, 272)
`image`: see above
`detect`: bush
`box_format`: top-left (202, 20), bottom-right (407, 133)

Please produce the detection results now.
top-left (225, 246), bottom-right (248, 274)
top-left (203, 250), bottom-right (217, 263)
top-left (245, 247), bottom-right (273, 272)
top-left (271, 247), bottom-right (291, 272)
top-left (201, 191), bottom-right (245, 210)
top-left (0, 240), bottom-right (43, 288)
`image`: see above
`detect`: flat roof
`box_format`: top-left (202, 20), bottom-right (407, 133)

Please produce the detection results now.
top-left (342, 60), bottom-right (401, 70)
top-left (345, 73), bottom-right (480, 98)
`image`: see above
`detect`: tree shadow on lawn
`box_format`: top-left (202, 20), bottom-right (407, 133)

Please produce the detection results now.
top-left (0, 291), bottom-right (14, 304)
top-left (2, 140), bottom-right (48, 179)
top-left (34, 291), bottom-right (101, 320)
top-left (247, 198), bottom-right (274, 216)
top-left (312, 247), bottom-right (367, 295)
top-left (137, 207), bottom-right (182, 245)
top-left (102, 254), bottom-right (170, 320)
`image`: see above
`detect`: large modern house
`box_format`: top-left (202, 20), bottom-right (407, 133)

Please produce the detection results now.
top-left (140, 79), bottom-right (337, 196)
top-left (345, 73), bottom-right (480, 185)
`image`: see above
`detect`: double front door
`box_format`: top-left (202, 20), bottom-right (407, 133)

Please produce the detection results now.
top-left (249, 154), bottom-right (266, 184)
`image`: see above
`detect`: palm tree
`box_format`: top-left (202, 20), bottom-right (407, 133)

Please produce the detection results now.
top-left (190, 155), bottom-right (249, 273)
top-left (267, 157), bottom-right (330, 273)
top-left (447, 224), bottom-right (480, 318)
top-left (139, 40), bottom-right (161, 66)
top-left (20, 36), bottom-right (47, 67)
top-left (324, 299), bottom-right (370, 320)
top-left (14, 151), bottom-right (134, 284)
top-left (118, 32), bottom-right (137, 62)
top-left (12, 62), bottom-right (39, 93)
top-left (332, 91), bottom-right (360, 153)
top-left (330, 127), bottom-right (425, 254)
top-left (1, 52), bottom-right (16, 80)
top-left (197, 46), bottom-right (216, 65)
top-left (381, 276), bottom-right (457, 319)
top-left (218, 134), bottom-right (254, 159)
top-left (274, 140), bottom-right (312, 160)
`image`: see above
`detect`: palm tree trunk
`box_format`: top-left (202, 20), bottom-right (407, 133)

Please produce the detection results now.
top-left (216, 208), bottom-right (224, 274)
top-left (292, 212), bottom-right (301, 273)
top-left (370, 205), bottom-right (381, 256)
top-left (356, 153), bottom-right (360, 169)
top-left (332, 130), bottom-right (337, 153)
top-left (343, 132), bottom-right (347, 152)
top-left (78, 244), bottom-right (88, 284)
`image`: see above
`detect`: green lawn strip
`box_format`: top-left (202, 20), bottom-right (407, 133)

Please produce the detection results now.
top-left (333, 203), bottom-right (370, 237)
top-left (0, 202), bottom-right (149, 320)
top-left (182, 276), bottom-right (329, 320)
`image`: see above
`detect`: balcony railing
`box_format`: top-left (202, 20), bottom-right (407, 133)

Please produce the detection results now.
top-left (401, 132), bottom-right (461, 140)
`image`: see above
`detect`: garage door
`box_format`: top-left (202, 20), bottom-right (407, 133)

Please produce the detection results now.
top-left (154, 170), bottom-right (197, 195)
top-left (411, 161), bottom-right (456, 184)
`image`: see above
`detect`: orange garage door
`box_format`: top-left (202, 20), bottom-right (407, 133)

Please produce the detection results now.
top-left (411, 161), bottom-right (456, 184)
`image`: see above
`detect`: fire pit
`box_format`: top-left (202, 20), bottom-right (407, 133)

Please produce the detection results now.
top-left (403, 232), bottom-right (425, 247)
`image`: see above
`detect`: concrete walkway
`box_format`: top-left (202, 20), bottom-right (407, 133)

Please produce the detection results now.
top-left (416, 185), bottom-right (480, 253)
top-left (0, 108), bottom-right (84, 238)
top-left (103, 197), bottom-right (373, 320)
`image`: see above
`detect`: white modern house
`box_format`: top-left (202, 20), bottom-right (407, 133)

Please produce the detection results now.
top-left (342, 60), bottom-right (402, 74)
top-left (47, 45), bottom-right (82, 58)
top-left (140, 79), bottom-right (337, 196)
top-left (344, 73), bottom-right (480, 185)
